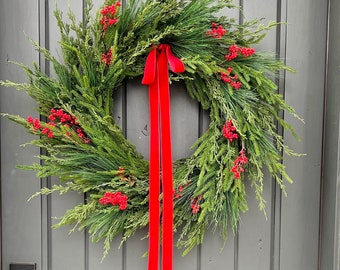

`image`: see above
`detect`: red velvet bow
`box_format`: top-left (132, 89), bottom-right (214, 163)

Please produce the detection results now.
top-left (142, 44), bottom-right (185, 270)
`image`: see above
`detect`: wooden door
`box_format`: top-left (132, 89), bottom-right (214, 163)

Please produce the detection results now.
top-left (0, 0), bottom-right (330, 269)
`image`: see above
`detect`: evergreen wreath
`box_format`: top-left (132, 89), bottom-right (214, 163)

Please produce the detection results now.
top-left (1, 0), bottom-right (300, 257)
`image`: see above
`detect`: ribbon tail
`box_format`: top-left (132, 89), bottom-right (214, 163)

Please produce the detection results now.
top-left (158, 48), bottom-right (174, 270)
top-left (143, 44), bottom-right (185, 270)
top-left (147, 59), bottom-right (160, 270)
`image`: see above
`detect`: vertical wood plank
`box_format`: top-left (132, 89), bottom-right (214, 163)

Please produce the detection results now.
top-left (200, 231), bottom-right (235, 270)
top-left (199, 100), bottom-right (235, 270)
top-left (126, 79), bottom-right (150, 160)
top-left (172, 83), bottom-right (199, 270)
top-left (200, 3), bottom-right (238, 269)
top-left (0, 0), bottom-right (41, 269)
top-left (39, 0), bottom-right (52, 267)
top-left (87, 90), bottom-right (124, 270)
top-left (86, 1), bottom-right (125, 268)
top-left (170, 82), bottom-right (199, 160)
top-left (237, 1), bottom-right (277, 269)
top-left (47, 1), bottom-right (86, 270)
top-left (281, 0), bottom-right (327, 269)
top-left (125, 229), bottom-right (149, 270)
top-left (88, 239), bottom-right (123, 270)
top-left (125, 79), bottom-right (149, 270)
top-left (271, 1), bottom-right (288, 269)
top-left (320, 0), bottom-right (340, 269)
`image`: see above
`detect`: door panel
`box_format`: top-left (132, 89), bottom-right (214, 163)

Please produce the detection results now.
top-left (0, 0), bottom-right (327, 269)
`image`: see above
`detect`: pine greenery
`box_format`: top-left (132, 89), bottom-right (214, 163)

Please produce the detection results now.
top-left (1, 0), bottom-right (300, 258)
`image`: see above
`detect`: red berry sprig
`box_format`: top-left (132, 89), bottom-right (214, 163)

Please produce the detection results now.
top-left (100, 1), bottom-right (121, 33)
top-left (190, 195), bottom-right (203, 214)
top-left (99, 191), bottom-right (128, 210)
top-left (206, 22), bottom-right (227, 38)
top-left (175, 185), bottom-right (184, 199)
top-left (48, 108), bottom-right (77, 125)
top-left (222, 119), bottom-right (238, 142)
top-left (231, 149), bottom-right (248, 179)
top-left (174, 180), bottom-right (193, 199)
top-left (219, 67), bottom-right (242, 90)
top-left (48, 108), bottom-right (91, 144)
top-left (101, 47), bottom-right (113, 66)
top-left (27, 116), bottom-right (54, 138)
top-left (225, 44), bottom-right (255, 61)
top-left (27, 109), bottom-right (91, 144)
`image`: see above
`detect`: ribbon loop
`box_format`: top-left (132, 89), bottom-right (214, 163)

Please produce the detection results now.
top-left (142, 44), bottom-right (185, 270)
top-left (141, 48), bottom-right (157, 85)
top-left (162, 44), bottom-right (185, 73)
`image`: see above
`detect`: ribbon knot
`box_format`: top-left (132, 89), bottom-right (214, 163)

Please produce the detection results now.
top-left (142, 44), bottom-right (185, 270)
top-left (142, 44), bottom-right (185, 85)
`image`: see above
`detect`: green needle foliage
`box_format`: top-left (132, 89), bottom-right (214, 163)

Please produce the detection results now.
top-left (1, 0), bottom-right (301, 258)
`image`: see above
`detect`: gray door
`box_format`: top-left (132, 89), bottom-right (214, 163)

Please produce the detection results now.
top-left (0, 0), bottom-right (336, 269)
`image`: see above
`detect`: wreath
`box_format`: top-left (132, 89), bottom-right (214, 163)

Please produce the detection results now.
top-left (1, 0), bottom-right (300, 259)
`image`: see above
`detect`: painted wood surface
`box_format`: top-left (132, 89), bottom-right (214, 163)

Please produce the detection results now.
top-left (321, 0), bottom-right (340, 269)
top-left (0, 0), bottom-right (331, 269)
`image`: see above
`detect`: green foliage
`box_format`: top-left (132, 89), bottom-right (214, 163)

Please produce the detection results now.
top-left (1, 0), bottom-right (300, 258)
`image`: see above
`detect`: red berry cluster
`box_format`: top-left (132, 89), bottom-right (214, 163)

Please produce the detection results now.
top-left (219, 67), bottom-right (242, 90)
top-left (101, 47), bottom-right (113, 66)
top-left (190, 195), bottom-right (203, 214)
top-left (175, 185), bottom-right (184, 199)
top-left (231, 149), bottom-right (248, 179)
top-left (206, 22), bottom-right (227, 38)
top-left (222, 120), bottom-right (238, 142)
top-left (48, 108), bottom-right (77, 124)
top-left (27, 109), bottom-right (91, 143)
top-left (99, 191), bottom-right (128, 210)
top-left (100, 2), bottom-right (121, 32)
top-left (225, 44), bottom-right (255, 61)
top-left (27, 116), bottom-right (54, 138)
top-left (174, 180), bottom-right (193, 199)
top-left (48, 108), bottom-right (91, 144)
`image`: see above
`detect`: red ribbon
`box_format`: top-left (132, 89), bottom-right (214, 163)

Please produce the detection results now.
top-left (142, 44), bottom-right (185, 270)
